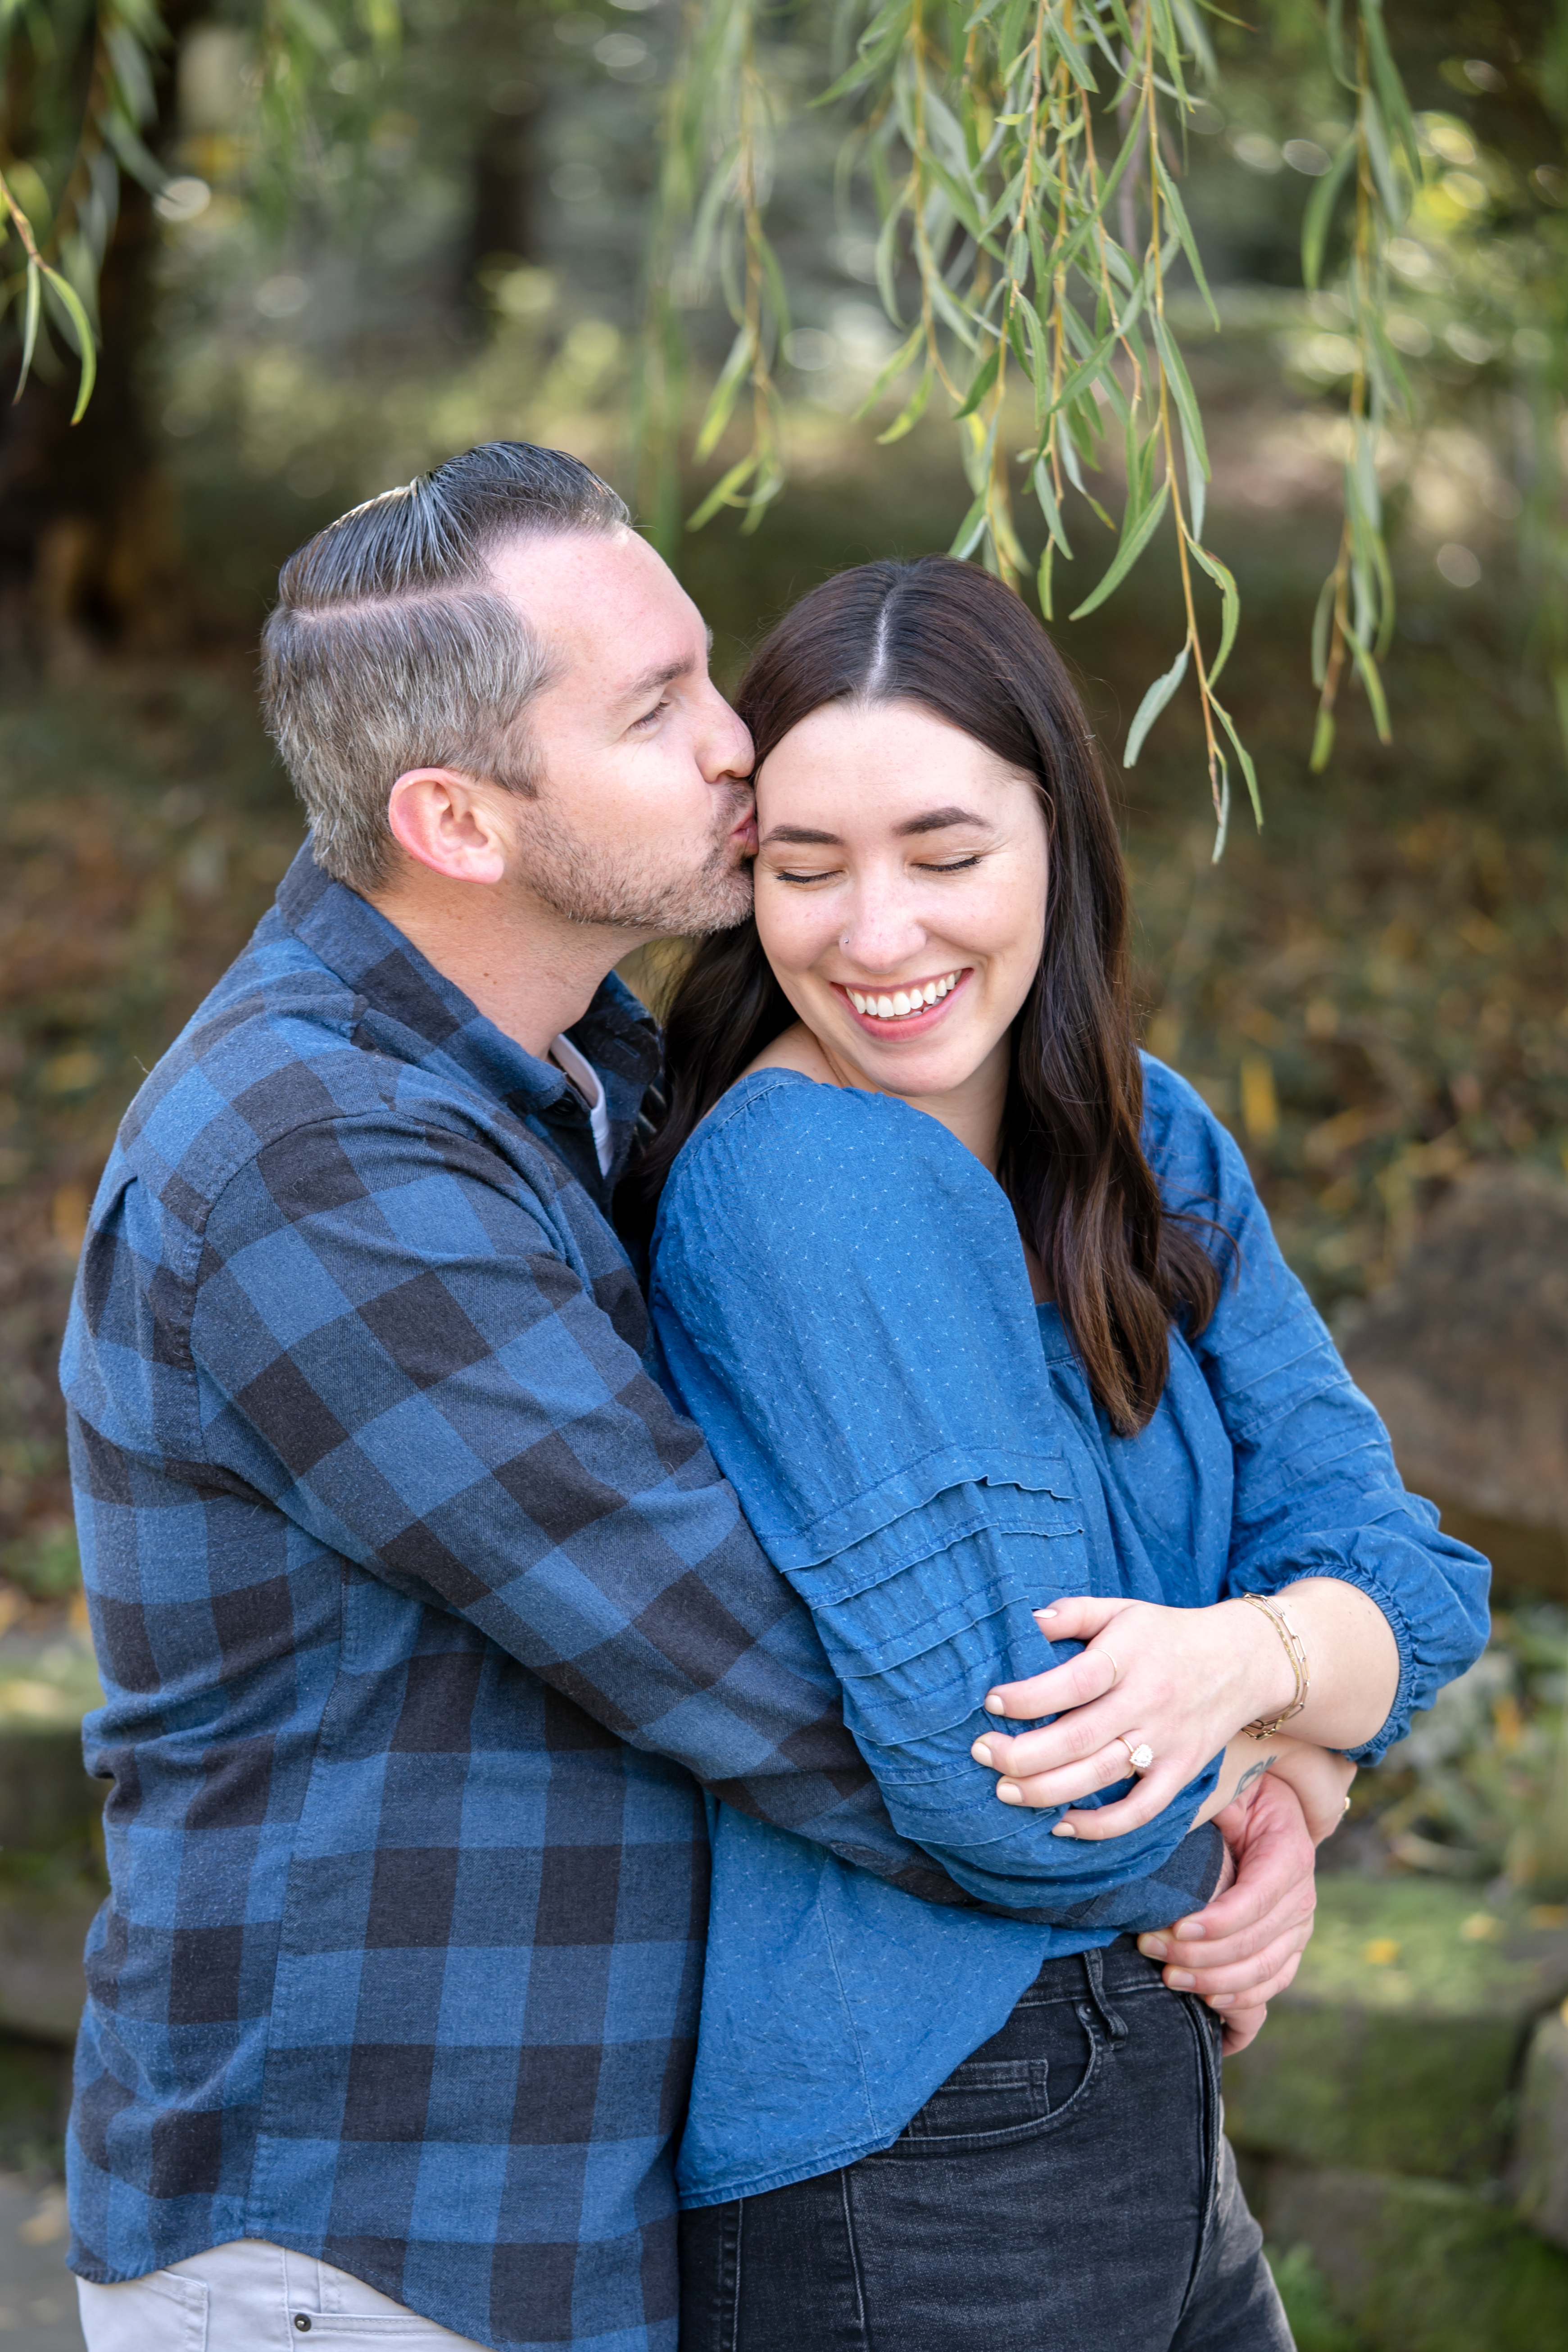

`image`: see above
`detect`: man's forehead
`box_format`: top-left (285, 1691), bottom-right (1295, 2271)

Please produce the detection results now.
top-left (487, 526), bottom-right (691, 636)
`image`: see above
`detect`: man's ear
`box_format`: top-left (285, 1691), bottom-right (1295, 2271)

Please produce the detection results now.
top-left (386, 769), bottom-right (512, 886)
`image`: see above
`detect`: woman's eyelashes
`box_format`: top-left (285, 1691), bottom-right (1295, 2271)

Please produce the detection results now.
top-left (769, 853), bottom-right (985, 887)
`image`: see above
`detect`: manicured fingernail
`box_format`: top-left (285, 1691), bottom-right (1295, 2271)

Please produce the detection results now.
top-left (1174, 1919), bottom-right (1206, 1941)
top-left (996, 1781), bottom-right (1023, 1805)
top-left (1166, 1968), bottom-right (1195, 1989)
top-left (1033, 1607), bottom-right (1058, 1621)
top-left (984, 1692), bottom-right (1006, 1713)
top-left (971, 1739), bottom-right (993, 1767)
top-left (1051, 1819), bottom-right (1077, 1837)
top-left (1140, 1936), bottom-right (1168, 1961)
top-left (1208, 1994), bottom-right (1235, 2009)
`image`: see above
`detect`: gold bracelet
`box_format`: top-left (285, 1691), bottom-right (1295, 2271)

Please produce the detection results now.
top-left (1240, 1592), bottom-right (1309, 1737)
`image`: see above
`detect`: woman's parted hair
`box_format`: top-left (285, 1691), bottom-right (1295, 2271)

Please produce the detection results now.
top-left (625, 553), bottom-right (1223, 1433)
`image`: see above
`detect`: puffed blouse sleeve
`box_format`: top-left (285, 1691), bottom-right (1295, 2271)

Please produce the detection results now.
top-left (648, 1070), bottom-right (1224, 1922)
top-left (1141, 1056), bottom-right (1490, 1763)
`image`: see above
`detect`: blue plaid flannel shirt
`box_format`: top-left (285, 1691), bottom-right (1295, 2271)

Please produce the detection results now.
top-left (60, 847), bottom-right (1219, 2351)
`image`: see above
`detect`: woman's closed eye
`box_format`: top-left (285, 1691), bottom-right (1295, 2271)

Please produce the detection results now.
top-left (770, 854), bottom-right (983, 887)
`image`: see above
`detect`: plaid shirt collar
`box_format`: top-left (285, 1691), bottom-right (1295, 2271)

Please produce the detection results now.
top-left (276, 843), bottom-right (661, 1205)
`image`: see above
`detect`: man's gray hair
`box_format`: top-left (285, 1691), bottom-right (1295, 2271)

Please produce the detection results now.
top-left (259, 442), bottom-right (629, 890)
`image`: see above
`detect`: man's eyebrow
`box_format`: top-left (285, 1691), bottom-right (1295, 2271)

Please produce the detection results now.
top-left (621, 653), bottom-right (697, 702)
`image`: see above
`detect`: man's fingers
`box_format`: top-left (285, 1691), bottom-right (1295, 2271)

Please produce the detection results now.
top-left (1156, 1931), bottom-right (1310, 2002)
top-left (1139, 1891), bottom-right (1314, 1972)
top-left (1218, 2004), bottom-right (1268, 2055)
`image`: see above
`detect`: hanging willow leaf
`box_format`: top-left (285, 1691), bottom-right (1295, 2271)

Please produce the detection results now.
top-left (1124, 645), bottom-right (1191, 767)
top-left (1070, 484), bottom-right (1171, 621)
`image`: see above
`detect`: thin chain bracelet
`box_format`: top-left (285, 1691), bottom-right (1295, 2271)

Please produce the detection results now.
top-left (1239, 1592), bottom-right (1310, 1737)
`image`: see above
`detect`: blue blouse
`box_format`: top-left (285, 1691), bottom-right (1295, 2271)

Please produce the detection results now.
top-left (648, 1057), bottom-right (1489, 2206)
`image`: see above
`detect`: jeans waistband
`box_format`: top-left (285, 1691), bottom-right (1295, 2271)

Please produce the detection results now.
top-left (1016, 1934), bottom-right (1166, 2006)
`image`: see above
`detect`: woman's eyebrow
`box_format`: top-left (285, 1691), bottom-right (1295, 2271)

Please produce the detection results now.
top-left (894, 805), bottom-right (989, 836)
top-left (760, 805), bottom-right (991, 849)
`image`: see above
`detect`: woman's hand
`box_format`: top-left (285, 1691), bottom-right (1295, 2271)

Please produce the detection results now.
top-left (969, 1583), bottom-right (1395, 1839)
top-left (969, 1591), bottom-right (1294, 1840)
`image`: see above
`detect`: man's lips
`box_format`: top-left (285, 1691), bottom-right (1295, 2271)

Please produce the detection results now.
top-left (830, 968), bottom-right (972, 1039)
top-left (729, 809), bottom-right (758, 855)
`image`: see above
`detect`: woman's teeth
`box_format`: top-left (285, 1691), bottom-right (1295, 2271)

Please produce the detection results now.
top-left (846, 972), bottom-right (963, 1020)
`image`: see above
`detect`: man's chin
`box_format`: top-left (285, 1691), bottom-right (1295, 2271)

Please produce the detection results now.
top-left (684, 872), bottom-right (755, 936)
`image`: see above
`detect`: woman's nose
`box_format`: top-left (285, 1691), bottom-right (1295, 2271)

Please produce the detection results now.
top-left (838, 884), bottom-right (926, 972)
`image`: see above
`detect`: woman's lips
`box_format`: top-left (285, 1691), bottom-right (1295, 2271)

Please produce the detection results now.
top-left (830, 968), bottom-right (972, 1039)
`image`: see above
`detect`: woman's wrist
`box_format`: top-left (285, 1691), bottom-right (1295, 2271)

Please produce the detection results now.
top-left (1217, 1595), bottom-right (1300, 1733)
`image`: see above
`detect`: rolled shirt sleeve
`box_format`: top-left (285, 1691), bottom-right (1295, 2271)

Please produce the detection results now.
top-left (1141, 1057), bottom-right (1491, 1761)
top-left (650, 1072), bottom-right (1225, 1920)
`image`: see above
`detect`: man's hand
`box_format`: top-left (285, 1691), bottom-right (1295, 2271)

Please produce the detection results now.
top-left (1136, 1774), bottom-right (1317, 2055)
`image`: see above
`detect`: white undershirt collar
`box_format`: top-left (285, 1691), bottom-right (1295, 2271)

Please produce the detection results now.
top-left (548, 1032), bottom-right (613, 1178)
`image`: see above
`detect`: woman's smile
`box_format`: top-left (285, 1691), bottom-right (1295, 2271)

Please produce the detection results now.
top-left (834, 966), bottom-right (971, 1033)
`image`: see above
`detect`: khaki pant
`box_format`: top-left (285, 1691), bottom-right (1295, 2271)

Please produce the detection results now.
top-left (77, 2237), bottom-right (486, 2349)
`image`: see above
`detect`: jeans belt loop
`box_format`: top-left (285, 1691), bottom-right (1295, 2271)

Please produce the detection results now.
top-left (1081, 1946), bottom-right (1129, 2044)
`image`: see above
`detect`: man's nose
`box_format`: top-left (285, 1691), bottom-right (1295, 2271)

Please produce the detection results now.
top-left (697, 684), bottom-right (754, 783)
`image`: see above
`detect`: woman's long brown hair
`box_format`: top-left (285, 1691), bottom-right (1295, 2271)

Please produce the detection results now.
top-left (621, 554), bottom-right (1224, 1434)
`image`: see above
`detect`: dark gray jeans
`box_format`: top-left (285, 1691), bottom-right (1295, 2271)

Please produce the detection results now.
top-left (679, 1937), bottom-right (1293, 2352)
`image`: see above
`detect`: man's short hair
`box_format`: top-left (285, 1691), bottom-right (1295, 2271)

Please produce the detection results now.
top-left (260, 442), bottom-right (629, 891)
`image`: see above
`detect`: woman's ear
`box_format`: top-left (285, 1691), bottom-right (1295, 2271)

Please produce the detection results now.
top-left (386, 768), bottom-right (511, 886)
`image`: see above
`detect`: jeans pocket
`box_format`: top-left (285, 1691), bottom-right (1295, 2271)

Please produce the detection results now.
top-left (896, 2058), bottom-right (1051, 2147)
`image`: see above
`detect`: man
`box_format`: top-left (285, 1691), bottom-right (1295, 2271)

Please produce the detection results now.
top-left (61, 443), bottom-right (1317, 2351)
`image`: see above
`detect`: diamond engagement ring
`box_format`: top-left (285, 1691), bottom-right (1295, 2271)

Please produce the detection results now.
top-left (1118, 1737), bottom-right (1154, 1774)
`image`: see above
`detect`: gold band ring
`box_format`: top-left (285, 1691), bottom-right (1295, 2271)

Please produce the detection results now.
top-left (1100, 1650), bottom-right (1120, 1687)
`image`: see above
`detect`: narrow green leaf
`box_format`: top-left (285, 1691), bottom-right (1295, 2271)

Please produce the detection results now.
top-left (1031, 458), bottom-right (1072, 557)
top-left (40, 266), bottom-right (97, 423)
top-left (1359, 0), bottom-right (1422, 179)
top-left (877, 365), bottom-right (934, 444)
top-left (852, 322), bottom-right (925, 420)
top-left (1301, 137), bottom-right (1357, 289)
top-left (1208, 690), bottom-right (1263, 828)
top-left (1179, 413), bottom-right (1205, 541)
top-left (1151, 315), bottom-right (1209, 479)
top-left (15, 261), bottom-right (40, 402)
top-left (1359, 92), bottom-right (1403, 227)
top-left (1152, 153), bottom-right (1218, 327)
top-left (1188, 540), bottom-right (1240, 682)
top-left (1070, 483), bottom-right (1171, 619)
top-left (1124, 644), bottom-right (1190, 766)
top-left (1310, 707), bottom-right (1337, 773)
top-left (693, 326), bottom-right (756, 462)
top-left (1346, 630), bottom-right (1392, 741)
top-left (1037, 541), bottom-right (1056, 621)
top-left (1310, 572), bottom-right (1338, 687)
top-left (687, 452), bottom-right (759, 533)
top-left (955, 343), bottom-right (1002, 421)
top-left (950, 488), bottom-right (990, 562)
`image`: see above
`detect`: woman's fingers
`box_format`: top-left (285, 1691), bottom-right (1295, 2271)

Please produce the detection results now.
top-left (983, 1736), bottom-right (1169, 1816)
top-left (982, 1636), bottom-right (1122, 1724)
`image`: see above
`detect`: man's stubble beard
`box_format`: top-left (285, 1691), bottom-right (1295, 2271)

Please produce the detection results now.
top-left (508, 791), bottom-right (754, 937)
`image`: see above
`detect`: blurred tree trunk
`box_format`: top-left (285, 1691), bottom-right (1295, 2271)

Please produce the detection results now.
top-left (0, 0), bottom-right (205, 672)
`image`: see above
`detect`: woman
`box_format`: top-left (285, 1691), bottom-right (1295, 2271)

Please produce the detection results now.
top-left (626, 557), bottom-right (1488, 2351)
